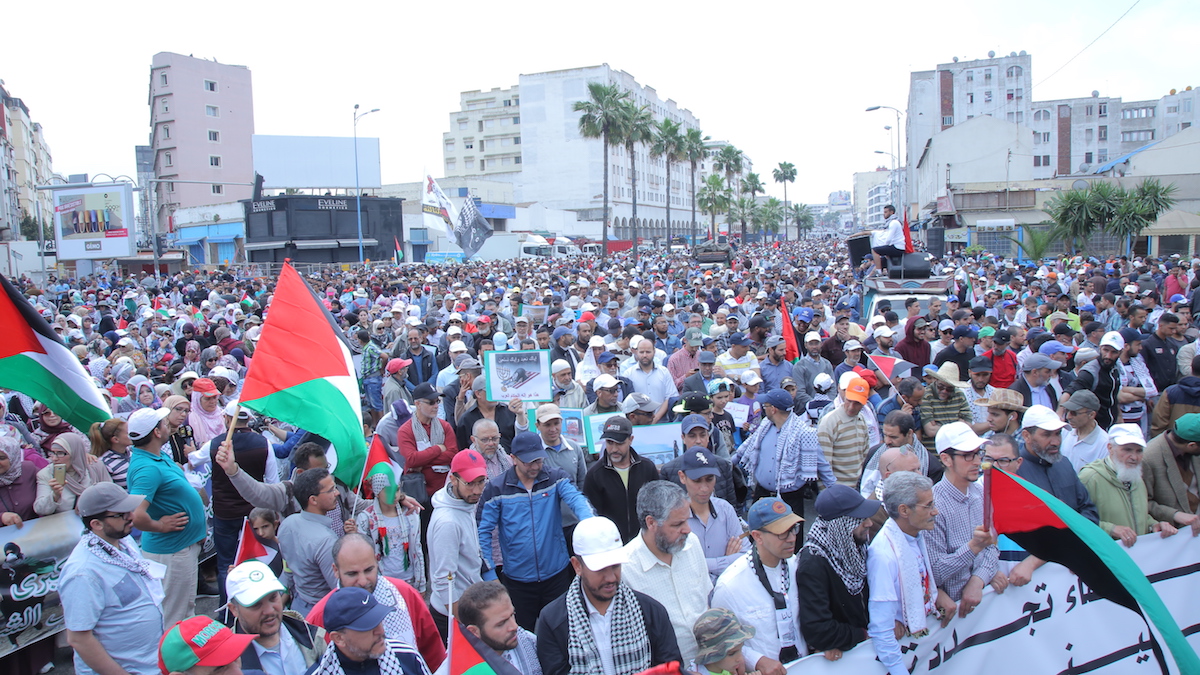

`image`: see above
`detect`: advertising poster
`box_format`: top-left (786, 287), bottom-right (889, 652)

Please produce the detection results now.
top-left (484, 349), bottom-right (552, 402)
top-left (0, 511), bottom-right (84, 657)
top-left (52, 183), bottom-right (137, 260)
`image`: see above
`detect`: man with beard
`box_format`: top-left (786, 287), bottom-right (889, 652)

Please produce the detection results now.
top-left (308, 587), bottom-right (431, 675)
top-left (225, 561), bottom-right (324, 675)
top-left (306, 534), bottom-right (446, 670)
top-left (797, 485), bottom-right (881, 662)
top-left (535, 516), bottom-right (680, 675)
top-left (1064, 331), bottom-right (1124, 428)
top-left (1079, 425), bottom-right (1178, 547)
top-left (1008, 405), bottom-right (1099, 586)
top-left (620, 481), bottom-right (711, 664)
top-left (584, 417), bottom-right (660, 543)
top-left (627, 338), bottom-right (678, 423)
top-left (428, 450), bottom-right (488, 639)
top-left (820, 316), bottom-right (853, 366)
top-left (792, 331), bottom-right (834, 409)
top-left (681, 350), bottom-right (720, 395)
top-left (436, 582), bottom-right (540, 675)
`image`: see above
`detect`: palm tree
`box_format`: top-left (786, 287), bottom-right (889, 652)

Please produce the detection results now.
top-left (614, 99), bottom-right (654, 263)
top-left (574, 82), bottom-right (630, 263)
top-left (737, 174), bottom-right (765, 242)
top-left (1108, 178), bottom-right (1177, 254)
top-left (788, 203), bottom-right (814, 239)
top-left (713, 145), bottom-right (744, 197)
top-left (727, 197), bottom-right (756, 243)
top-left (772, 162), bottom-right (796, 240)
top-left (682, 128), bottom-right (710, 246)
top-left (759, 198), bottom-right (785, 240)
top-left (650, 119), bottom-right (684, 246)
top-left (1002, 224), bottom-right (1059, 262)
top-left (697, 174), bottom-right (731, 240)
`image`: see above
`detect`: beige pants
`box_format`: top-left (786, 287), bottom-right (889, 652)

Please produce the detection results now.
top-left (144, 542), bottom-right (201, 629)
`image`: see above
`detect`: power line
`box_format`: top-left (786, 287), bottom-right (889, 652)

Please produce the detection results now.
top-left (1034, 0), bottom-right (1143, 90)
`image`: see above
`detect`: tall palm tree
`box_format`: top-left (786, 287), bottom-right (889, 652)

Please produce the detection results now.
top-left (614, 99), bottom-right (653, 263)
top-left (739, 174), bottom-right (765, 242)
top-left (772, 162), bottom-right (796, 240)
top-left (574, 82), bottom-right (630, 264)
top-left (682, 128), bottom-right (710, 246)
top-left (759, 198), bottom-right (785, 240)
top-left (697, 174), bottom-right (730, 240)
top-left (650, 119), bottom-right (684, 246)
top-left (713, 145), bottom-right (744, 197)
top-left (727, 197), bottom-right (756, 243)
top-left (788, 203), bottom-right (813, 239)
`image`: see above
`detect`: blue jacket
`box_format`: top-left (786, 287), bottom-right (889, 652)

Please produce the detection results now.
top-left (477, 466), bottom-right (594, 583)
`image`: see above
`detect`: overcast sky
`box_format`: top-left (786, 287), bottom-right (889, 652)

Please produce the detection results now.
top-left (6, 0), bottom-right (1197, 207)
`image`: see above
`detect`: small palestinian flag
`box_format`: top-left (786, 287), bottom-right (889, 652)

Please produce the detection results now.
top-left (152, 297), bottom-right (170, 318)
top-left (448, 618), bottom-right (522, 675)
top-left (239, 264), bottom-right (367, 486)
top-left (0, 273), bottom-right (110, 431)
top-left (360, 434), bottom-right (402, 502)
top-left (233, 517), bottom-right (270, 566)
top-left (990, 468), bottom-right (1200, 674)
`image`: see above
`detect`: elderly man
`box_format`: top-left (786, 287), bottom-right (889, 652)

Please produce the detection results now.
top-left (867, 472), bottom-right (956, 675)
top-left (667, 328), bottom-right (706, 389)
top-left (398, 382), bottom-right (459, 501)
top-left (797, 485), bottom-right (880, 662)
top-left (1060, 391), bottom-right (1110, 472)
top-left (620, 481), bottom-right (711, 664)
top-left (383, 358), bottom-right (415, 411)
top-left (1080, 424), bottom-right (1179, 547)
top-left (818, 376), bottom-right (873, 486)
top-left (535, 516), bottom-right (681, 675)
top-left (916, 363), bottom-right (975, 454)
top-left (550, 359), bottom-right (589, 408)
top-left (711, 497), bottom-right (804, 675)
top-left (225, 561), bottom-right (324, 675)
top-left (682, 350), bottom-right (720, 395)
top-left (1011, 353), bottom-right (1061, 410)
top-left (583, 373), bottom-right (624, 417)
top-left (436, 582), bottom-right (540, 675)
top-left (309, 587), bottom-right (431, 675)
top-left (583, 417), bottom-right (660, 543)
top-left (479, 432), bottom-right (595, 631)
top-left (305, 534), bottom-right (446, 669)
top-left (1143, 414), bottom-right (1200, 536)
top-left (929, 423), bottom-right (1006, 617)
top-left (61, 483), bottom-right (163, 675)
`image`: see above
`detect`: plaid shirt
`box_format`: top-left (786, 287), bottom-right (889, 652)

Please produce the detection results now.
top-left (928, 478), bottom-right (999, 601)
top-left (917, 389), bottom-right (974, 452)
top-left (361, 341), bottom-right (386, 378)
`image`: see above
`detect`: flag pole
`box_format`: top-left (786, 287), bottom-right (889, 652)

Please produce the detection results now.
top-left (982, 461), bottom-right (993, 531)
top-left (446, 571), bottom-right (455, 660)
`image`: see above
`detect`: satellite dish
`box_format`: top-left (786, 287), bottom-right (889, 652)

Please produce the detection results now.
top-left (1019, 50), bottom-right (1027, 56)
top-left (1078, 163), bottom-right (1091, 174)
top-left (952, 57), bottom-right (959, 63)
top-left (1092, 90), bottom-right (1100, 98)
top-left (1072, 179), bottom-right (1090, 190)
top-left (1010, 51), bottom-right (1017, 57)
top-left (988, 50), bottom-right (996, 58)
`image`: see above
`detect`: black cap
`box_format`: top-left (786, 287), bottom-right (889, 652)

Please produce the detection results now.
top-left (673, 391), bottom-right (712, 414)
top-left (600, 416), bottom-right (633, 442)
top-left (993, 329), bottom-right (1012, 344)
top-left (968, 355), bottom-right (993, 373)
top-left (681, 446), bottom-right (720, 479)
top-left (747, 316), bottom-right (767, 329)
top-left (1053, 323), bottom-right (1077, 336)
top-left (814, 484), bottom-right (882, 520)
top-left (412, 382), bottom-right (441, 402)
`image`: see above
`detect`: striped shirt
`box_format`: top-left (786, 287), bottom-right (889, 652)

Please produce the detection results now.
top-left (917, 390), bottom-right (974, 452)
top-left (816, 404), bottom-right (871, 486)
top-left (101, 450), bottom-right (130, 490)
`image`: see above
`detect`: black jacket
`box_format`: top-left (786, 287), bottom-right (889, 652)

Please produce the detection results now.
top-left (1010, 375), bottom-right (1058, 411)
top-left (535, 585), bottom-right (681, 675)
top-left (796, 549), bottom-right (869, 653)
top-left (1142, 333), bottom-right (1180, 393)
top-left (582, 448), bottom-right (660, 543)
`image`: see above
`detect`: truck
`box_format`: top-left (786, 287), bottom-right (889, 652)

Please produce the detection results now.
top-left (859, 271), bottom-right (952, 322)
top-left (693, 238), bottom-right (733, 268)
top-left (443, 232), bottom-right (552, 261)
top-left (581, 240), bottom-right (634, 256)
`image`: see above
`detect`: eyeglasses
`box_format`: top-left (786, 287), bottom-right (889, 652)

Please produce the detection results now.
top-left (769, 524), bottom-right (802, 538)
top-left (946, 449), bottom-right (985, 460)
top-left (101, 512), bottom-right (132, 521)
top-left (475, 436), bottom-right (501, 443)
top-left (982, 455), bottom-right (1018, 467)
top-left (913, 500), bottom-right (936, 511)
top-left (49, 449), bottom-right (71, 458)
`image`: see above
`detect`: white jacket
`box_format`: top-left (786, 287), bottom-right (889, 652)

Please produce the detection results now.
top-left (427, 482), bottom-right (483, 612)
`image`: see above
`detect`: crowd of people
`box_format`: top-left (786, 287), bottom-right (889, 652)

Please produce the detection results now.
top-left (5, 231), bottom-right (1200, 675)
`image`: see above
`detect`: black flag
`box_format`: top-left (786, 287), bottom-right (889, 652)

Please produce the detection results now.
top-left (455, 197), bottom-right (494, 259)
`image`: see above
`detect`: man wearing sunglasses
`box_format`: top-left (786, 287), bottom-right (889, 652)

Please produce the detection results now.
top-left (927, 422), bottom-right (1006, 622)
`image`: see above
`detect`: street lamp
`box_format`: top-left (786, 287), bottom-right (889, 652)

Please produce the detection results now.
top-left (353, 104), bottom-right (379, 266)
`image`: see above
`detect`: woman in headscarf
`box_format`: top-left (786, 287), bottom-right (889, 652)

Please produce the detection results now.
top-left (197, 345), bottom-right (222, 377)
top-left (118, 375), bottom-right (160, 415)
top-left (89, 418), bottom-right (132, 489)
top-left (162, 394), bottom-right (195, 466)
top-left (189, 377), bottom-right (226, 447)
top-left (170, 370), bottom-right (199, 399)
top-left (179, 340), bottom-right (203, 373)
top-left (0, 435), bottom-right (36, 526)
top-left (108, 360), bottom-right (136, 398)
top-left (0, 396), bottom-right (36, 449)
top-left (33, 432), bottom-right (111, 515)
top-left (30, 403), bottom-right (75, 460)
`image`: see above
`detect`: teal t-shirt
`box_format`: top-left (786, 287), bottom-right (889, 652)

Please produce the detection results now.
top-left (127, 448), bottom-right (207, 555)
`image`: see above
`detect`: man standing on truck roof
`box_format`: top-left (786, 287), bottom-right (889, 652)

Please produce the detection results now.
top-left (870, 205), bottom-right (907, 275)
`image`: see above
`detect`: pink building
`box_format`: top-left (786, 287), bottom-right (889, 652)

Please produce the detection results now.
top-left (148, 52), bottom-right (254, 234)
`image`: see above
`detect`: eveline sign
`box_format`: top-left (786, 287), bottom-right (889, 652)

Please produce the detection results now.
top-left (251, 200), bottom-right (276, 213)
top-left (318, 199), bottom-right (349, 210)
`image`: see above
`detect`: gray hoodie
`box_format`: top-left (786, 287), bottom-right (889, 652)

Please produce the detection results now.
top-left (427, 482), bottom-right (483, 614)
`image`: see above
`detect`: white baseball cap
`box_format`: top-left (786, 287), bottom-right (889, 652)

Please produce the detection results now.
top-left (127, 407), bottom-right (172, 441)
top-left (574, 517), bottom-right (629, 571)
top-left (1108, 423), bottom-right (1146, 448)
top-left (1099, 331), bottom-right (1125, 351)
top-left (1021, 405), bottom-right (1068, 431)
top-left (935, 421), bottom-right (987, 454)
top-left (740, 371), bottom-right (762, 386)
top-left (226, 561), bottom-right (286, 606)
top-left (804, 331), bottom-right (822, 343)
top-left (874, 326), bottom-right (895, 339)
top-left (449, 340), bottom-right (467, 353)
top-left (593, 374), bottom-right (619, 390)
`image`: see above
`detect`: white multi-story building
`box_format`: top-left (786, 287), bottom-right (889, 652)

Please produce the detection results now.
top-left (2, 85), bottom-right (54, 239)
top-left (442, 64), bottom-right (749, 243)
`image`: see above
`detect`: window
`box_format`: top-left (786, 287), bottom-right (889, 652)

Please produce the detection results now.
top-left (513, 136), bottom-right (521, 145)
top-left (167, 182), bottom-right (175, 192)
top-left (206, 105), bottom-right (219, 117)
top-left (501, 138), bottom-right (511, 147)
top-left (1033, 155), bottom-right (1050, 167)
top-left (1099, 103), bottom-right (1108, 117)
top-left (1085, 152), bottom-right (1093, 163)
top-left (966, 71), bottom-right (974, 82)
top-left (984, 91), bottom-right (993, 103)
top-left (1185, 100), bottom-right (1193, 113)
top-left (1007, 65), bottom-right (1023, 78)
top-left (208, 130), bottom-right (220, 142)
top-left (160, 72), bottom-right (168, 86)
top-left (479, 140), bottom-right (487, 150)
top-left (209, 155), bottom-right (221, 167)
top-left (480, 159), bottom-right (487, 169)
top-left (1007, 112), bottom-right (1015, 122)
top-left (464, 141), bottom-right (474, 149)
top-left (445, 159), bottom-right (456, 172)
top-left (1098, 149), bottom-right (1108, 162)
top-left (967, 93), bottom-right (974, 103)
top-left (1085, 105), bottom-right (1094, 116)
top-left (458, 120), bottom-right (468, 130)
top-left (162, 125), bottom-right (170, 139)
top-left (1016, 111), bottom-right (1023, 123)
top-left (1167, 105), bottom-right (1179, 114)
top-left (1034, 109), bottom-right (1051, 121)
top-left (514, 156), bottom-right (522, 164)
top-left (1085, 128), bottom-right (1094, 142)
top-left (445, 141), bottom-right (455, 152)
top-left (513, 116), bottom-right (520, 124)
top-left (465, 158), bottom-right (475, 169)
top-left (161, 99), bottom-right (169, 113)
top-left (1044, 155), bottom-right (1050, 166)
top-left (165, 152), bottom-right (173, 166)
top-left (1007, 89), bottom-right (1015, 101)
top-left (478, 121), bottom-right (483, 132)
top-left (942, 115), bottom-right (953, 126)
top-left (1184, 122), bottom-right (1193, 130)
top-left (1098, 125), bottom-right (1107, 141)
top-left (212, 184), bottom-right (223, 195)
top-left (485, 119), bottom-right (494, 128)
top-left (1016, 88), bottom-right (1024, 100)
top-left (504, 99), bottom-right (512, 107)
top-left (984, 70), bottom-right (992, 82)
top-left (502, 157), bottom-right (512, 166)
top-left (1121, 130), bottom-right (1155, 142)
top-left (204, 80), bottom-right (217, 92)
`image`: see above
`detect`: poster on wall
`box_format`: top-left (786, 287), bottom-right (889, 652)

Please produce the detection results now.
top-left (52, 184), bottom-right (137, 260)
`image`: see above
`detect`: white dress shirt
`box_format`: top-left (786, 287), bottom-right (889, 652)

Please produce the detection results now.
top-left (621, 532), bottom-right (712, 664)
top-left (711, 551), bottom-right (804, 668)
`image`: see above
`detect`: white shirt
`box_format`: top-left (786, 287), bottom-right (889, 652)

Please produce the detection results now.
top-left (873, 217), bottom-right (906, 249)
top-left (625, 364), bottom-right (679, 405)
top-left (251, 627), bottom-right (307, 675)
top-left (711, 552), bottom-right (804, 668)
top-left (867, 528), bottom-right (935, 675)
top-left (585, 591), bottom-right (616, 675)
top-left (621, 533), bottom-right (712, 664)
top-left (1061, 424), bottom-right (1111, 473)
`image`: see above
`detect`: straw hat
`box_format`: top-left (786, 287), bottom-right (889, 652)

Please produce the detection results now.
top-left (929, 362), bottom-right (969, 388)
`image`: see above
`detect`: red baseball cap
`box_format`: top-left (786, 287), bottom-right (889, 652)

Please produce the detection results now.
top-left (450, 449), bottom-right (488, 483)
top-left (192, 378), bottom-right (220, 397)
top-left (580, 312), bottom-right (596, 321)
top-left (386, 358), bottom-right (412, 374)
top-left (158, 616), bottom-right (256, 675)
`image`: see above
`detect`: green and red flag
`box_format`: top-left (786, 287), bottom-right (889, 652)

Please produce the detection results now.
top-left (0, 273), bottom-right (110, 431)
top-left (360, 433), bottom-right (402, 501)
top-left (152, 297), bottom-right (170, 318)
top-left (989, 468), bottom-right (1200, 674)
top-left (448, 618), bottom-right (522, 675)
top-left (776, 294), bottom-right (803, 362)
top-left (239, 264), bottom-right (367, 486)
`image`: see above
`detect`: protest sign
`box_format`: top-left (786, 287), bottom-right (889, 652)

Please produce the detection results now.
top-left (484, 349), bottom-right (552, 402)
top-left (0, 511), bottom-right (83, 657)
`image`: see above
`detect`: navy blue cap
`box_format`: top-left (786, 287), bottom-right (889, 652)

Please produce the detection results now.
top-left (760, 389), bottom-right (794, 410)
top-left (681, 413), bottom-right (710, 433)
top-left (681, 446), bottom-right (720, 479)
top-left (324, 587), bottom-right (394, 632)
top-left (511, 432), bottom-right (547, 462)
top-left (952, 325), bottom-right (978, 339)
top-left (815, 484), bottom-right (882, 520)
top-left (698, 350), bottom-right (717, 364)
top-left (1119, 327), bottom-right (1145, 344)
top-left (597, 351), bottom-right (618, 364)
top-left (729, 332), bottom-right (750, 346)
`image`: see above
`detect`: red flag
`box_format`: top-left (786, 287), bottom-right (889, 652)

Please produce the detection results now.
top-left (867, 354), bottom-right (902, 381)
top-left (394, 235), bottom-right (401, 251)
top-left (902, 208), bottom-right (914, 254)
top-left (234, 517), bottom-right (269, 565)
top-left (448, 618), bottom-right (523, 675)
top-left (777, 294), bottom-right (802, 362)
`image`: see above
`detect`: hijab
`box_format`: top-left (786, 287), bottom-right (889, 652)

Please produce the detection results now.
top-left (0, 436), bottom-right (23, 488)
top-left (189, 389), bottom-right (226, 446)
top-left (35, 404), bottom-right (75, 454)
top-left (52, 432), bottom-right (110, 496)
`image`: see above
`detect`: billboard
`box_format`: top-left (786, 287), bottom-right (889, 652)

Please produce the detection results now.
top-left (51, 184), bottom-right (136, 260)
top-left (253, 135), bottom-right (381, 189)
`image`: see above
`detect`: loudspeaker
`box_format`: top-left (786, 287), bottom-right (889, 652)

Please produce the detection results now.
top-left (927, 227), bottom-right (946, 259)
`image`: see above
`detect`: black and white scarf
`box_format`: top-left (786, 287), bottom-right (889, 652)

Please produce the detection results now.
top-left (373, 577), bottom-right (417, 647)
top-left (311, 639), bottom-right (407, 675)
top-left (801, 515), bottom-right (868, 595)
top-left (83, 532), bottom-right (153, 578)
top-left (564, 577), bottom-right (650, 675)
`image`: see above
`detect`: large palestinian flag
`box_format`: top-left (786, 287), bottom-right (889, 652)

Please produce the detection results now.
top-left (989, 468), bottom-right (1200, 674)
top-left (448, 618), bottom-right (522, 675)
top-left (0, 274), bottom-right (109, 431)
top-left (239, 264), bottom-right (366, 486)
